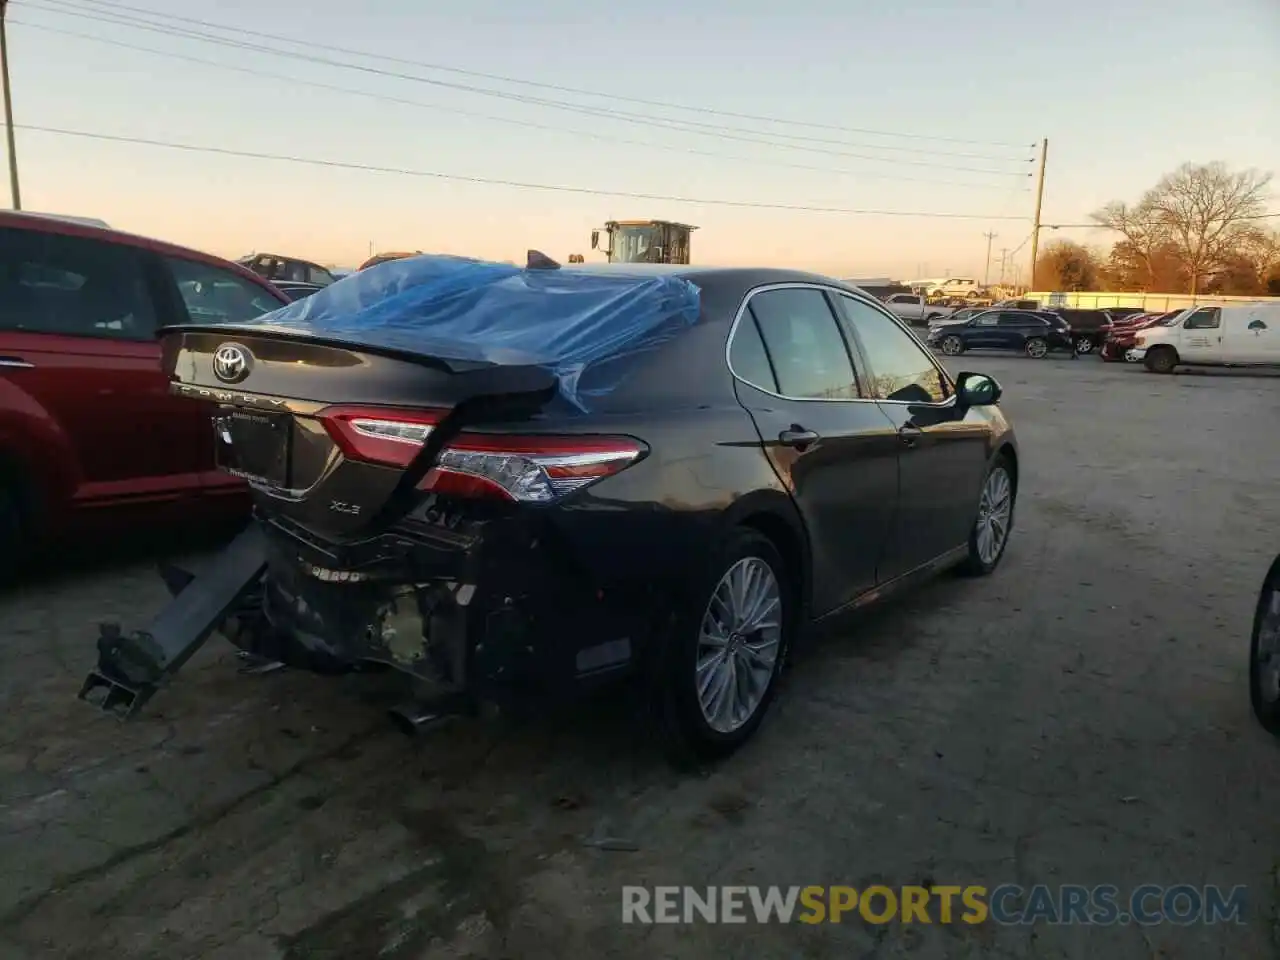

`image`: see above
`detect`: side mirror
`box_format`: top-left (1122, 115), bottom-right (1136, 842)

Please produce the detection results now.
top-left (955, 372), bottom-right (1001, 407)
top-left (590, 230), bottom-right (600, 250)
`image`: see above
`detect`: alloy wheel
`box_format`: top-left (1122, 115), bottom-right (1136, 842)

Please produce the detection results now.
top-left (975, 467), bottom-right (1013, 565)
top-left (696, 557), bottom-right (783, 734)
top-left (1075, 337), bottom-right (1094, 354)
top-left (1026, 339), bottom-right (1048, 359)
top-left (941, 336), bottom-right (963, 356)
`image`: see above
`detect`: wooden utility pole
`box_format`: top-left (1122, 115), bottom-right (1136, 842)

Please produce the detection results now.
top-left (0, 0), bottom-right (19, 209)
top-left (1027, 138), bottom-right (1048, 289)
top-left (982, 231), bottom-right (997, 286)
top-left (999, 248), bottom-right (1009, 284)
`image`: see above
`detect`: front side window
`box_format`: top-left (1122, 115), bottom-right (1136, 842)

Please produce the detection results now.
top-left (975, 312), bottom-right (999, 326)
top-left (834, 295), bottom-right (949, 404)
top-left (165, 257), bottom-right (284, 325)
top-left (0, 227), bottom-right (156, 340)
top-left (747, 287), bottom-right (859, 400)
top-left (1184, 307), bottom-right (1221, 329)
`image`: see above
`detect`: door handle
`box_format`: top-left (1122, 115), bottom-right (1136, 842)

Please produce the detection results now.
top-left (898, 422), bottom-right (923, 448)
top-left (778, 426), bottom-right (819, 449)
top-left (0, 356), bottom-right (33, 369)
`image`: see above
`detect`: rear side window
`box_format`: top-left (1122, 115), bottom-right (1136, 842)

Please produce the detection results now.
top-left (165, 257), bottom-right (284, 324)
top-left (746, 287), bottom-right (859, 400)
top-left (728, 314), bottom-right (778, 392)
top-left (0, 227), bottom-right (156, 340)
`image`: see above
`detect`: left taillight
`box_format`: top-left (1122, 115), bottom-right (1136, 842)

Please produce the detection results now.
top-left (317, 405), bottom-right (644, 503)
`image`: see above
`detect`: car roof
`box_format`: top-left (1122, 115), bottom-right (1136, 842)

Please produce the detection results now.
top-left (0, 211), bottom-right (283, 298)
top-left (560, 262), bottom-right (864, 291)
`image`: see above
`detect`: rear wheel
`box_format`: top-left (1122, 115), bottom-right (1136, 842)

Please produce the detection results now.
top-left (940, 335), bottom-right (965, 356)
top-left (959, 456), bottom-right (1015, 576)
top-left (1024, 337), bottom-right (1048, 359)
top-left (1074, 334), bottom-right (1097, 354)
top-left (654, 528), bottom-right (793, 764)
top-left (1250, 556), bottom-right (1280, 736)
top-left (0, 474), bottom-right (28, 580)
top-left (1144, 345), bottom-right (1178, 373)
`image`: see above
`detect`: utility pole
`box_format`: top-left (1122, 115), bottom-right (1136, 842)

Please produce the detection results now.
top-left (982, 231), bottom-right (997, 286)
top-left (0, 0), bottom-right (20, 210)
top-left (999, 248), bottom-right (1009, 285)
top-left (1027, 137), bottom-right (1048, 290)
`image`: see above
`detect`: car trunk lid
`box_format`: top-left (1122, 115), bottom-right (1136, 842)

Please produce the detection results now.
top-left (161, 327), bottom-right (559, 539)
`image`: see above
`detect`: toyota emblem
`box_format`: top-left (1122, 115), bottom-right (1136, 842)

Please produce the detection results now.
top-left (212, 343), bottom-right (252, 383)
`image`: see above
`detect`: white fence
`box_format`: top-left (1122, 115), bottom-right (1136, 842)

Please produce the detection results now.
top-left (1026, 291), bottom-right (1278, 311)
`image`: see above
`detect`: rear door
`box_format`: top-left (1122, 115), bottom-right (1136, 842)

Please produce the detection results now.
top-left (1219, 306), bottom-right (1277, 363)
top-left (727, 284), bottom-right (900, 615)
top-left (831, 293), bottom-right (991, 578)
top-left (0, 225), bottom-right (205, 509)
top-left (155, 255), bottom-right (289, 498)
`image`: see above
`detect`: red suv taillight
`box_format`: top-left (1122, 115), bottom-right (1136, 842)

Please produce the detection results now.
top-left (318, 406), bottom-right (644, 503)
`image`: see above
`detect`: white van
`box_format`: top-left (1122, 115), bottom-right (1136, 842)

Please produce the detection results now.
top-left (1129, 302), bottom-right (1280, 373)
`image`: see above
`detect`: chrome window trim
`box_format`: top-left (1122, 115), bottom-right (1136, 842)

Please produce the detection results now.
top-left (724, 281), bottom-right (957, 409)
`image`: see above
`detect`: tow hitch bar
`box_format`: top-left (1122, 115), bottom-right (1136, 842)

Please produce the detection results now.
top-left (78, 524), bottom-right (268, 719)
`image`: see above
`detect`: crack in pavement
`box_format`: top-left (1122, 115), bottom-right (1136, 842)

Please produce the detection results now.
top-left (0, 723), bottom-right (384, 931)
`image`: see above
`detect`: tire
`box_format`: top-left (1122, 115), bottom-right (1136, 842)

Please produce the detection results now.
top-left (940, 335), bottom-right (965, 356)
top-left (1074, 334), bottom-right (1097, 355)
top-left (653, 527), bottom-right (794, 765)
top-left (1144, 346), bottom-right (1178, 374)
top-left (959, 455), bottom-right (1015, 576)
top-left (1024, 337), bottom-right (1048, 359)
top-left (1250, 555), bottom-right (1280, 737)
top-left (0, 470), bottom-right (29, 578)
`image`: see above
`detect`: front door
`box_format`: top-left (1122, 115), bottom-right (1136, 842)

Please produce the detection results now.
top-left (831, 292), bottom-right (992, 579)
top-left (965, 310), bottom-right (1001, 348)
top-left (729, 285), bottom-right (901, 616)
top-left (1178, 307), bottom-right (1222, 362)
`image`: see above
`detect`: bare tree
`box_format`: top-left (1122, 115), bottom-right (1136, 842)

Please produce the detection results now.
top-left (1090, 200), bottom-right (1170, 289)
top-left (1143, 163), bottom-right (1272, 295)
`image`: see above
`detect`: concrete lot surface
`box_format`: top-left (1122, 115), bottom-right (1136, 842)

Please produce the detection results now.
top-left (2, 356), bottom-right (1279, 959)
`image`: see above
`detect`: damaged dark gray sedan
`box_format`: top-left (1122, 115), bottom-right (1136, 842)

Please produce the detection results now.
top-left (82, 258), bottom-right (1019, 763)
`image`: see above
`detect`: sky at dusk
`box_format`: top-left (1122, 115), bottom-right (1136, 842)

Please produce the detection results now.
top-left (7, 0), bottom-right (1279, 280)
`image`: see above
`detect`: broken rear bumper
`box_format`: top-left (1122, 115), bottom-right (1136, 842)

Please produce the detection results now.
top-left (81, 502), bottom-right (669, 718)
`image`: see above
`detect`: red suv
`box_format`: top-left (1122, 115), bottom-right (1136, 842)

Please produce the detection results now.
top-left (0, 213), bottom-right (288, 566)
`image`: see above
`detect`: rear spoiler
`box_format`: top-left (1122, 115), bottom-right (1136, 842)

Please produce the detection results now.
top-left (157, 324), bottom-right (560, 403)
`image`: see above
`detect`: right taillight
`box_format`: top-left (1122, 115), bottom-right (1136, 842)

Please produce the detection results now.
top-left (422, 433), bottom-right (645, 502)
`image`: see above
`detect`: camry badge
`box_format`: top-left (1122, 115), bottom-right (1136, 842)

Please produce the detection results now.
top-left (212, 343), bottom-right (252, 384)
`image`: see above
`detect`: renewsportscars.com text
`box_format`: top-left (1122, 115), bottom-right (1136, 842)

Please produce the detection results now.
top-left (621, 884), bottom-right (1246, 926)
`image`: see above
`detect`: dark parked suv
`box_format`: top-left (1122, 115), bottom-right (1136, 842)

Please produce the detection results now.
top-left (927, 308), bottom-right (1074, 359)
top-left (83, 263), bottom-right (1020, 762)
top-left (1047, 308), bottom-right (1114, 355)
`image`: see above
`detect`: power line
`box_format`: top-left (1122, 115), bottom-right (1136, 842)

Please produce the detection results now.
top-left (34, 0), bottom-right (1035, 151)
top-left (24, 0), bottom-right (1034, 174)
top-left (7, 122), bottom-right (1038, 220)
top-left (10, 19), bottom-right (1028, 192)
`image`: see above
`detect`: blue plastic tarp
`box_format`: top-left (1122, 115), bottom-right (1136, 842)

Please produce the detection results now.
top-left (231, 255), bottom-right (702, 411)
